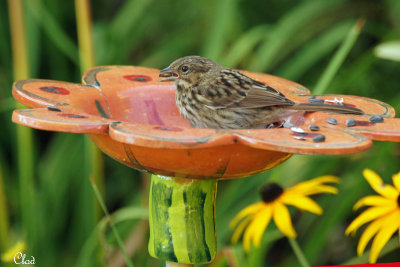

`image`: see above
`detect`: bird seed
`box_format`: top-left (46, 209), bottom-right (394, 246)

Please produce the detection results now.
top-left (327, 118), bottom-right (337, 125)
top-left (313, 134), bottom-right (325, 143)
top-left (47, 106), bottom-right (61, 112)
top-left (308, 98), bottom-right (324, 104)
top-left (346, 118), bottom-right (356, 127)
top-left (370, 115), bottom-right (384, 123)
top-left (309, 125), bottom-right (320, 131)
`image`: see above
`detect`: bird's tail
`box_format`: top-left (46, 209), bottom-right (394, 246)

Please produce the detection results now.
top-left (287, 103), bottom-right (363, 115)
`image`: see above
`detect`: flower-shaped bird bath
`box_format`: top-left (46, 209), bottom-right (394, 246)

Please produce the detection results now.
top-left (12, 66), bottom-right (400, 264)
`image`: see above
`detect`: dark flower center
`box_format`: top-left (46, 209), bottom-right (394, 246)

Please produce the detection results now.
top-left (397, 194), bottom-right (400, 207)
top-left (260, 183), bottom-right (284, 203)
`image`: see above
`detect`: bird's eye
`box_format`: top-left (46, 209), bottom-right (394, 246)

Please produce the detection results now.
top-left (181, 65), bottom-right (189, 72)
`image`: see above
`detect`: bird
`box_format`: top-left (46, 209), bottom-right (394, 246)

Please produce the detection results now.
top-left (159, 56), bottom-right (363, 129)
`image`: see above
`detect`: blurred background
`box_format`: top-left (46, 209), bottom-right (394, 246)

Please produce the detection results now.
top-left (1, 0), bottom-right (400, 266)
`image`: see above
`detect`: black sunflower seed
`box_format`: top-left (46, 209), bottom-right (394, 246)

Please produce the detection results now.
top-left (370, 115), bottom-right (384, 123)
top-left (308, 98), bottom-right (324, 104)
top-left (47, 106), bottom-right (61, 112)
top-left (346, 118), bottom-right (356, 127)
top-left (327, 118), bottom-right (337, 125)
top-left (309, 125), bottom-right (320, 131)
top-left (313, 134), bottom-right (325, 143)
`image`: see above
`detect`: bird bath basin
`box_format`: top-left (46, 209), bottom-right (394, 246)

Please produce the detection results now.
top-left (12, 65), bottom-right (400, 264)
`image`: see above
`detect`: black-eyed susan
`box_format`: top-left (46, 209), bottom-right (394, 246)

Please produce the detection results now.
top-left (345, 169), bottom-right (400, 263)
top-left (230, 175), bottom-right (339, 252)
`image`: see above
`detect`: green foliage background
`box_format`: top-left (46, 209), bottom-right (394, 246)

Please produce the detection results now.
top-left (0, 0), bottom-right (399, 266)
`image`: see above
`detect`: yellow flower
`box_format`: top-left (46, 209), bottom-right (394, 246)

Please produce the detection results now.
top-left (230, 175), bottom-right (339, 252)
top-left (1, 240), bottom-right (26, 262)
top-left (345, 169), bottom-right (400, 263)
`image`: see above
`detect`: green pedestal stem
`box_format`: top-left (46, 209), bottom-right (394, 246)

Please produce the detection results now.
top-left (148, 174), bottom-right (217, 264)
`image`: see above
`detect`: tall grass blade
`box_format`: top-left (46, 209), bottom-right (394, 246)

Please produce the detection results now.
top-left (24, 0), bottom-right (40, 77)
top-left (247, 0), bottom-right (343, 72)
top-left (28, 0), bottom-right (79, 65)
top-left (75, 0), bottom-right (95, 72)
top-left (74, 0), bottom-right (104, 199)
top-left (89, 177), bottom-right (135, 267)
top-left (277, 21), bottom-right (353, 80)
top-left (110, 0), bottom-right (153, 42)
top-left (7, 0), bottom-right (37, 250)
top-left (221, 24), bottom-right (270, 68)
top-left (0, 163), bottom-right (9, 251)
top-left (76, 206), bottom-right (147, 266)
top-left (202, 0), bottom-right (238, 61)
top-left (0, 97), bottom-right (16, 113)
top-left (313, 18), bottom-right (365, 94)
top-left (75, 2), bottom-right (104, 266)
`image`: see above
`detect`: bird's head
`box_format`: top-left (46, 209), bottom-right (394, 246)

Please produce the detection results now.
top-left (159, 56), bottom-right (219, 85)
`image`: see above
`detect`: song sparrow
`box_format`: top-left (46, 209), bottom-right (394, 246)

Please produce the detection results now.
top-left (159, 56), bottom-right (363, 129)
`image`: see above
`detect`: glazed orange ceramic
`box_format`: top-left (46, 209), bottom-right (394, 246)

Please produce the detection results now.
top-left (12, 66), bottom-right (400, 179)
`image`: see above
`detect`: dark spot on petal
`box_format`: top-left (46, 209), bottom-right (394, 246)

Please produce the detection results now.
top-left (397, 195), bottom-right (400, 207)
top-left (355, 120), bottom-right (375, 126)
top-left (260, 183), bottom-right (284, 203)
top-left (40, 86), bottom-right (70, 95)
top-left (343, 103), bottom-right (357, 108)
top-left (153, 126), bottom-right (183, 132)
top-left (47, 106), bottom-right (61, 112)
top-left (95, 100), bottom-right (109, 119)
top-left (58, 113), bottom-right (87, 119)
top-left (123, 75), bottom-right (152, 82)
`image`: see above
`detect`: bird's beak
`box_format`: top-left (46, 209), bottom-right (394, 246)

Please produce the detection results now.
top-left (159, 66), bottom-right (179, 82)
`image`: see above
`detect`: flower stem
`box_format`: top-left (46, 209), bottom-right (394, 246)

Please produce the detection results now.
top-left (288, 238), bottom-right (310, 267)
